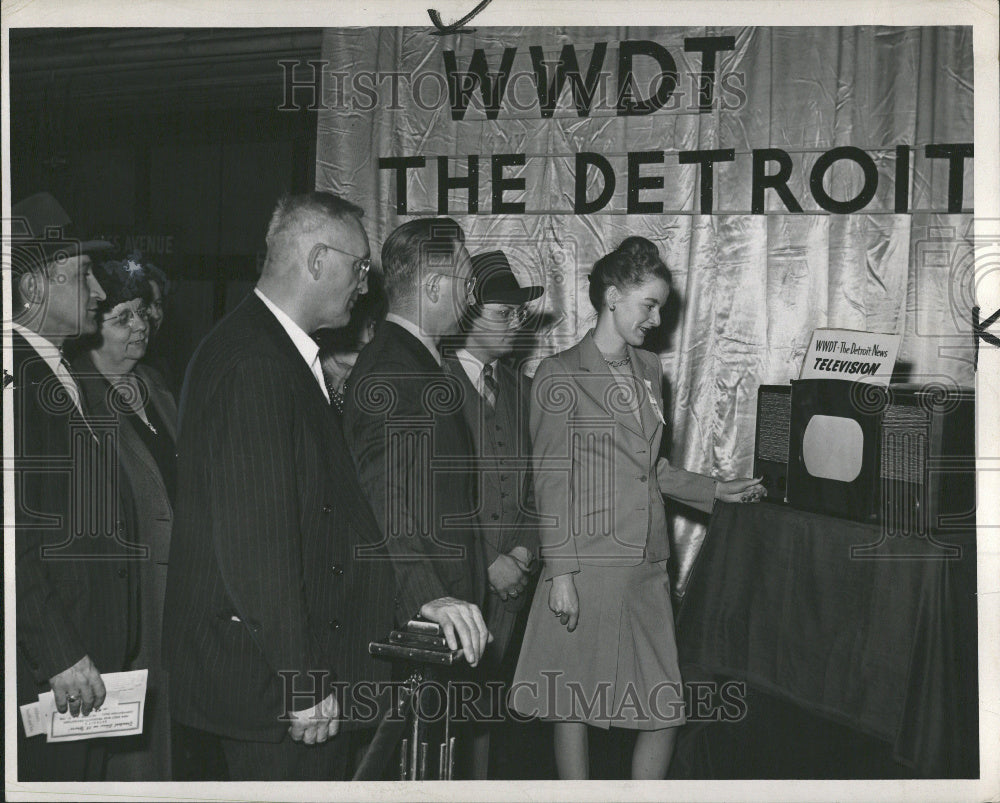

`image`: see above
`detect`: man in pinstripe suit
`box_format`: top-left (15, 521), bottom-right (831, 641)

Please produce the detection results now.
top-left (163, 193), bottom-right (398, 780)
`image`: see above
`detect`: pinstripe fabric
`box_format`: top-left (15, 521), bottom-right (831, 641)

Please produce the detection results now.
top-left (13, 331), bottom-right (138, 708)
top-left (342, 320), bottom-right (487, 623)
top-left (162, 294), bottom-right (395, 742)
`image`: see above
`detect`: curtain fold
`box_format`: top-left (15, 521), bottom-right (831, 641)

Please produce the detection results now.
top-left (317, 26), bottom-right (974, 595)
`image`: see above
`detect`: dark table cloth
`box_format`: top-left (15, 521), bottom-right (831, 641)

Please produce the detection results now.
top-left (676, 502), bottom-right (978, 777)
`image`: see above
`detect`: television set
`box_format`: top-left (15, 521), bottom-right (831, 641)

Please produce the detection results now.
top-left (783, 379), bottom-right (975, 532)
top-left (753, 384), bottom-right (792, 503)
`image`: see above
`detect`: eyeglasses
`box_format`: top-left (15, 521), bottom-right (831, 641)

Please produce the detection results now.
top-left (319, 243), bottom-right (371, 279)
top-left (104, 305), bottom-right (149, 328)
top-left (480, 305), bottom-right (528, 327)
top-left (436, 272), bottom-right (478, 296)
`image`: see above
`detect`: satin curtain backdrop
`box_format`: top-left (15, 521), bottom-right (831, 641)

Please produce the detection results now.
top-left (316, 26), bottom-right (974, 595)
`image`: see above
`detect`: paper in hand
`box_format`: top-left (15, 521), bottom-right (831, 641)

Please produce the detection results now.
top-left (19, 669), bottom-right (148, 742)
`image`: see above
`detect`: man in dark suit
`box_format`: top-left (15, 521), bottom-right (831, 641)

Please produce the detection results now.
top-left (342, 218), bottom-right (490, 666)
top-left (162, 192), bottom-right (397, 780)
top-left (11, 192), bottom-right (140, 781)
top-left (443, 249), bottom-right (544, 776)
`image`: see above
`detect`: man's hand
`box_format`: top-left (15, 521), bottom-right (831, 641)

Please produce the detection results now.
top-left (419, 597), bottom-right (492, 667)
top-left (715, 477), bottom-right (767, 503)
top-left (548, 574), bottom-right (580, 632)
top-left (287, 692), bottom-right (339, 745)
top-left (49, 655), bottom-right (106, 717)
top-left (488, 553), bottom-right (529, 600)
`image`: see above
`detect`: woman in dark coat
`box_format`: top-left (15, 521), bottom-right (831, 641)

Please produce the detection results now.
top-left (72, 255), bottom-right (177, 781)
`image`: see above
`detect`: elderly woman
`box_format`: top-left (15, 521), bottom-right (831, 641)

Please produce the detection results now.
top-left (71, 255), bottom-right (177, 781)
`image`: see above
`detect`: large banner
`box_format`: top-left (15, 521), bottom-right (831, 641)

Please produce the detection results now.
top-left (315, 26), bottom-right (974, 592)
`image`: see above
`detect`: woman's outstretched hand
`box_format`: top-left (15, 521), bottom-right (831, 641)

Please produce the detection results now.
top-left (715, 477), bottom-right (767, 503)
top-left (549, 574), bottom-right (580, 632)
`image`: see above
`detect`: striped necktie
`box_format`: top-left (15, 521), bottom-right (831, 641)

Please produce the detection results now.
top-left (481, 362), bottom-right (498, 408)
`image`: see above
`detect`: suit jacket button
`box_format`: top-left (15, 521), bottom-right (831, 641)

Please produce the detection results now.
top-left (638, 475), bottom-right (647, 483)
top-left (322, 504), bottom-right (333, 514)
top-left (117, 567), bottom-right (128, 578)
top-left (328, 619), bottom-right (341, 630)
top-left (331, 563), bottom-right (343, 575)
top-left (117, 520), bottom-right (126, 532)
top-left (491, 513), bottom-right (500, 521)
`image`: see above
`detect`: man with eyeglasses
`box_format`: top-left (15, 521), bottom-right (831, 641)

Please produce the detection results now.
top-left (163, 192), bottom-right (396, 780)
top-left (442, 249), bottom-right (545, 777)
top-left (343, 217), bottom-right (493, 672)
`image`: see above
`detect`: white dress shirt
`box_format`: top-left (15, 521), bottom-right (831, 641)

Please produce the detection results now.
top-left (385, 312), bottom-right (442, 366)
top-left (453, 348), bottom-right (498, 399)
top-left (254, 288), bottom-right (330, 403)
top-left (11, 321), bottom-right (84, 416)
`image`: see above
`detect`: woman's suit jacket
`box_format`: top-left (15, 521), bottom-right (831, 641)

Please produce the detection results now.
top-left (530, 331), bottom-right (717, 579)
top-left (72, 356), bottom-right (177, 665)
top-left (72, 355), bottom-right (178, 779)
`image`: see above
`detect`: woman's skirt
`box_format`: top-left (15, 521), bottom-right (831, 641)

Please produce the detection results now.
top-left (509, 558), bottom-right (686, 731)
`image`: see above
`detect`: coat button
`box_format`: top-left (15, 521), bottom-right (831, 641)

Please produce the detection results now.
top-left (638, 475), bottom-right (647, 483)
top-left (500, 492), bottom-right (508, 498)
top-left (322, 504), bottom-right (333, 514)
top-left (117, 567), bottom-right (128, 578)
top-left (116, 520), bottom-right (126, 532)
top-left (491, 513), bottom-right (500, 521)
top-left (328, 619), bottom-right (341, 630)
top-left (331, 563), bottom-right (343, 575)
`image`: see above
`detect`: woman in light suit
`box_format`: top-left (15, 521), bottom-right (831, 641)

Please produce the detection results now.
top-left (510, 237), bottom-right (764, 779)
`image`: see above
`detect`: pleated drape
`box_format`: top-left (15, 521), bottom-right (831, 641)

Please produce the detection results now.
top-left (316, 26), bottom-right (974, 595)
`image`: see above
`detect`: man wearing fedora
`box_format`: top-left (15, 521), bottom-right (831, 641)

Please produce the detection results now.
top-left (10, 192), bottom-right (140, 781)
top-left (443, 249), bottom-right (545, 777)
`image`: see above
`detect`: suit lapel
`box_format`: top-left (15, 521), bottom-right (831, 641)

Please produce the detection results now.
top-left (13, 330), bottom-right (99, 442)
top-left (136, 365), bottom-right (178, 444)
top-left (441, 357), bottom-right (483, 440)
top-left (574, 332), bottom-right (646, 440)
top-left (247, 293), bottom-right (332, 417)
top-left (73, 354), bottom-right (170, 505)
top-left (630, 348), bottom-right (663, 442)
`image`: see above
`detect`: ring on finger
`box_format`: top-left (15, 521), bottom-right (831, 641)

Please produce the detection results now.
top-left (66, 694), bottom-right (81, 703)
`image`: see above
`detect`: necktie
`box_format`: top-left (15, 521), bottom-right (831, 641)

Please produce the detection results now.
top-left (56, 354), bottom-right (84, 416)
top-left (481, 362), bottom-right (498, 408)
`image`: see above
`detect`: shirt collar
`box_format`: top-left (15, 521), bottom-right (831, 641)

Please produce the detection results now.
top-left (11, 321), bottom-right (65, 374)
top-left (254, 288), bottom-right (320, 370)
top-left (385, 312), bottom-right (441, 366)
top-left (454, 348), bottom-right (497, 392)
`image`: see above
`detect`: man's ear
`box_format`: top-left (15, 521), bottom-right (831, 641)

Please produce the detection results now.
top-left (424, 272), bottom-right (441, 304)
top-left (307, 244), bottom-right (324, 280)
top-left (17, 270), bottom-right (43, 307)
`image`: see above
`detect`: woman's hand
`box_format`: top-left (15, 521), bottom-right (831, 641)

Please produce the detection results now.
top-left (548, 574), bottom-right (580, 632)
top-left (715, 477), bottom-right (767, 503)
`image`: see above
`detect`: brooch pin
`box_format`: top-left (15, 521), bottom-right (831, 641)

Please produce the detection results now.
top-left (643, 378), bottom-right (666, 425)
